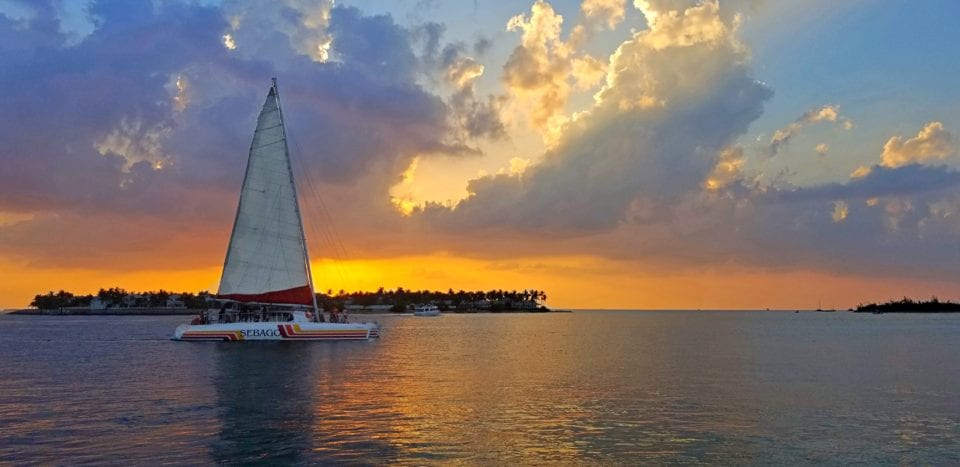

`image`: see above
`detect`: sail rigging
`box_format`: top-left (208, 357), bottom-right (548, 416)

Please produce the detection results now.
top-left (217, 80), bottom-right (315, 306)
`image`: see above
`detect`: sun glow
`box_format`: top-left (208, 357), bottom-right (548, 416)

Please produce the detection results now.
top-left (4, 252), bottom-right (960, 310)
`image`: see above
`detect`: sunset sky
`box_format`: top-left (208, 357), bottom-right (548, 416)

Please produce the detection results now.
top-left (1, 0), bottom-right (959, 309)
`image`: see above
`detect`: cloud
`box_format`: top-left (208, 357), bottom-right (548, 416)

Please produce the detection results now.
top-left (569, 0), bottom-right (627, 46)
top-left (634, 0), bottom-right (733, 50)
top-left (0, 0), bottom-right (464, 267)
top-left (850, 165), bottom-right (871, 179)
top-left (779, 164), bottom-right (960, 203)
top-left (95, 118), bottom-right (172, 171)
top-left (849, 122), bottom-right (956, 181)
top-left (581, 0), bottom-right (627, 30)
top-left (5, 0), bottom-right (960, 289)
top-left (881, 121), bottom-right (956, 168)
top-left (593, 1), bottom-right (753, 112)
top-left (221, 0), bottom-right (335, 63)
top-left (501, 0), bottom-right (625, 144)
top-left (571, 55), bottom-right (606, 91)
top-left (425, 0), bottom-right (771, 232)
top-left (413, 24), bottom-right (506, 142)
top-left (566, 163), bottom-right (960, 280)
top-left (705, 146), bottom-right (747, 191)
top-left (502, 1), bottom-right (574, 143)
top-left (767, 104), bottom-right (852, 157)
top-left (410, 1), bottom-right (960, 282)
top-left (831, 200), bottom-right (848, 222)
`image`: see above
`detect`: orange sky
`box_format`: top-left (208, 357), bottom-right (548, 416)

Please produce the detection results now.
top-left (3, 254), bottom-right (956, 310)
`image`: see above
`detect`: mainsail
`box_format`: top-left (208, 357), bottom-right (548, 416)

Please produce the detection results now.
top-left (217, 80), bottom-right (315, 306)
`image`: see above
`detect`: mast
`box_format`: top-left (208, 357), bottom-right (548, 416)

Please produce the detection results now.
top-left (272, 78), bottom-right (321, 318)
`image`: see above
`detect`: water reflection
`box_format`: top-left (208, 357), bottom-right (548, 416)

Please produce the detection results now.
top-left (2, 313), bottom-right (960, 464)
top-left (211, 344), bottom-right (315, 463)
top-left (307, 342), bottom-right (415, 463)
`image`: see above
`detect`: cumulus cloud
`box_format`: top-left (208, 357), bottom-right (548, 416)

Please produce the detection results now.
top-left (593, 0), bottom-right (747, 112)
top-left (582, 0), bottom-right (627, 30)
top-left (848, 122), bottom-right (956, 182)
top-left (426, 0), bottom-right (771, 232)
top-left (502, 1), bottom-right (574, 143)
top-left (570, 0), bottom-right (627, 46)
top-left (881, 121), bottom-right (956, 168)
top-left (501, 0), bottom-right (626, 144)
top-left (412, 0), bottom-right (960, 281)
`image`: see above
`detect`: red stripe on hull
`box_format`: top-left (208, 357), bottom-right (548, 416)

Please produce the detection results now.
top-left (278, 324), bottom-right (368, 339)
top-left (218, 284), bottom-right (314, 305)
top-left (281, 334), bottom-right (368, 339)
top-left (281, 336), bottom-right (368, 340)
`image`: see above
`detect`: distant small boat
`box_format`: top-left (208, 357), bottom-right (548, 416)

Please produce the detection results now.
top-left (413, 304), bottom-right (441, 317)
top-left (173, 79), bottom-right (380, 341)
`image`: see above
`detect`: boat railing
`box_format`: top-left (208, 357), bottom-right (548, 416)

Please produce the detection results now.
top-left (206, 310), bottom-right (296, 324)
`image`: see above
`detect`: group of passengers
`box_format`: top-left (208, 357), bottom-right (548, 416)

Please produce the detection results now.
top-left (193, 303), bottom-right (349, 324)
top-left (326, 305), bottom-right (348, 323)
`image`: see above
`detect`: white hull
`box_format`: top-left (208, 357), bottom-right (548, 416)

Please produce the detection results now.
top-left (173, 321), bottom-right (381, 341)
top-left (413, 310), bottom-right (441, 317)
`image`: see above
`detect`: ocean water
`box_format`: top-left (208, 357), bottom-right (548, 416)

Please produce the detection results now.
top-left (0, 311), bottom-right (958, 464)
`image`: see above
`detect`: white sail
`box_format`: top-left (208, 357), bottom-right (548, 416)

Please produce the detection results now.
top-left (217, 82), bottom-right (314, 305)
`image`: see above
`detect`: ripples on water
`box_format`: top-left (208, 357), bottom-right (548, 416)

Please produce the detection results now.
top-left (1, 311), bottom-right (959, 464)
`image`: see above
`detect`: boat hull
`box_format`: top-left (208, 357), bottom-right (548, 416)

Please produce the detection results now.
top-left (413, 310), bottom-right (441, 316)
top-left (173, 321), bottom-right (381, 341)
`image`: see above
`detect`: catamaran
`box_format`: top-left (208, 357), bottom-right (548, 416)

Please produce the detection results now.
top-left (173, 79), bottom-right (381, 341)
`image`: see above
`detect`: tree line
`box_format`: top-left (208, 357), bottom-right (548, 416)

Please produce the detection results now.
top-left (319, 287), bottom-right (548, 311)
top-left (30, 288), bottom-right (212, 310)
top-left (30, 287), bottom-right (548, 311)
top-left (854, 296), bottom-right (960, 313)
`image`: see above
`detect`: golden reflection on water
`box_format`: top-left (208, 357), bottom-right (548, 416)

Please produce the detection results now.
top-left (306, 314), bottom-right (595, 463)
top-left (3, 313), bottom-right (960, 464)
top-left (297, 313), bottom-right (764, 463)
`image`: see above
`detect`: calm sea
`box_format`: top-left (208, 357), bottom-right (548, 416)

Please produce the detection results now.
top-left (0, 311), bottom-right (958, 464)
